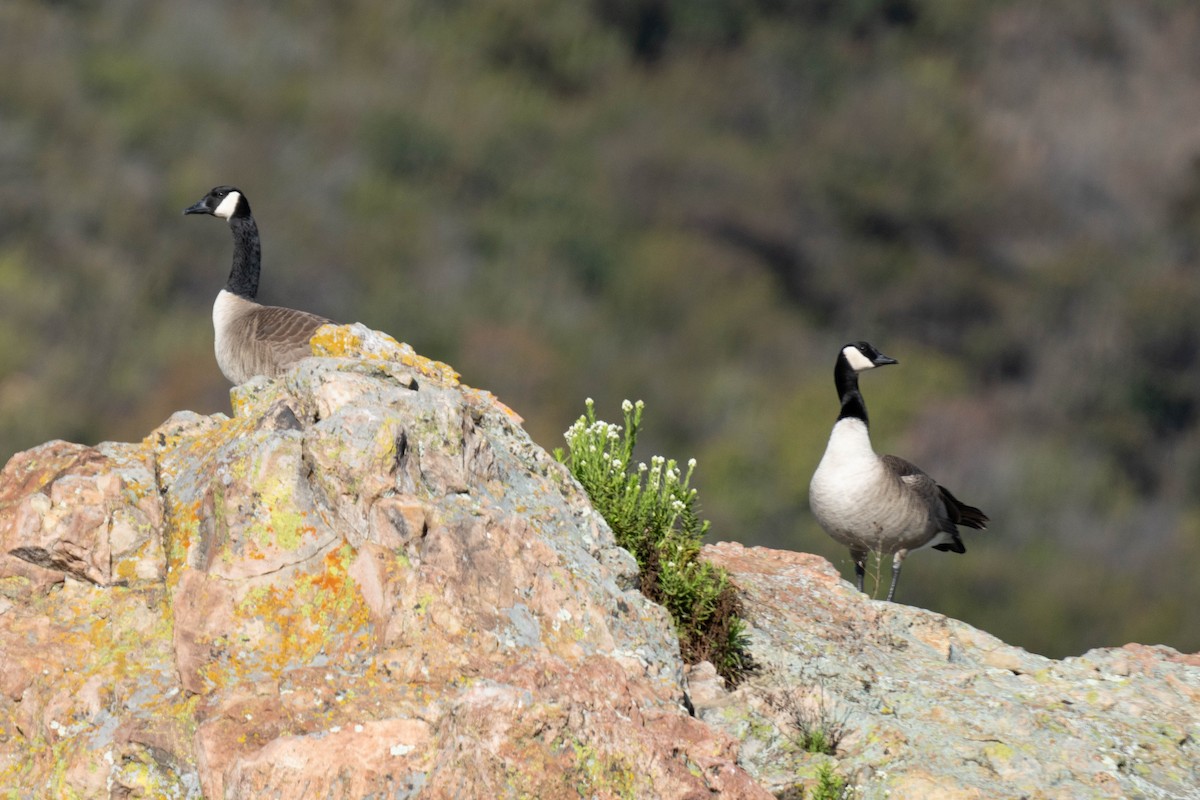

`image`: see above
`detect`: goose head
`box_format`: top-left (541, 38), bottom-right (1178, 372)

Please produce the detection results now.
top-left (183, 186), bottom-right (251, 221)
top-left (841, 341), bottom-right (898, 373)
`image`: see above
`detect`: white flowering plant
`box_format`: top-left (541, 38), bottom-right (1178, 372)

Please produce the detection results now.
top-left (556, 399), bottom-right (750, 684)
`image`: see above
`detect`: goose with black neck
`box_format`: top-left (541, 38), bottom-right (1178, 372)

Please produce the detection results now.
top-left (808, 341), bottom-right (988, 602)
top-left (184, 185), bottom-right (335, 385)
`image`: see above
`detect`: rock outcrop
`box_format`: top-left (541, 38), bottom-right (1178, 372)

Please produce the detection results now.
top-left (0, 325), bottom-right (766, 799)
top-left (698, 543), bottom-right (1200, 799)
top-left (1, 325), bottom-right (1198, 799)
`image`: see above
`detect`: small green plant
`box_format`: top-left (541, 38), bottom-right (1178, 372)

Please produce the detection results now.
top-left (766, 683), bottom-right (850, 756)
top-left (556, 398), bottom-right (751, 685)
top-left (774, 762), bottom-right (849, 800)
top-left (811, 762), bottom-right (849, 800)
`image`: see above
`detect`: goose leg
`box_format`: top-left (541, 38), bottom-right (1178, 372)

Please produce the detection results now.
top-left (851, 549), bottom-right (867, 593)
top-left (887, 551), bottom-right (908, 602)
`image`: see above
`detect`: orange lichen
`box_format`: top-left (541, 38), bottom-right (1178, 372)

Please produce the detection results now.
top-left (197, 544), bottom-right (374, 690)
top-left (309, 324), bottom-right (461, 386)
top-left (463, 386), bottom-right (525, 423)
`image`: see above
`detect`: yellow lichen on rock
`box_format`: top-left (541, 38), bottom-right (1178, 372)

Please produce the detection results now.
top-left (196, 543), bottom-right (373, 689)
top-left (0, 336), bottom-right (769, 800)
top-left (310, 323), bottom-right (460, 386)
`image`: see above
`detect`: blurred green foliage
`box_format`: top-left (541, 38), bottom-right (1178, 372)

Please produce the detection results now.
top-left (0, 0), bottom-right (1198, 658)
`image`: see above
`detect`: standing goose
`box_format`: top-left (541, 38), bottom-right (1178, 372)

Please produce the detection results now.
top-left (809, 341), bottom-right (988, 602)
top-left (184, 185), bottom-right (334, 385)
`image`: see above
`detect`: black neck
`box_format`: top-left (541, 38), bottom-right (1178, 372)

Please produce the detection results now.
top-left (224, 215), bottom-right (261, 299)
top-left (835, 359), bottom-right (869, 425)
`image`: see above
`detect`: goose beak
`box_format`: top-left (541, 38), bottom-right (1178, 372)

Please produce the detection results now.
top-left (874, 353), bottom-right (898, 367)
top-left (182, 199), bottom-right (210, 216)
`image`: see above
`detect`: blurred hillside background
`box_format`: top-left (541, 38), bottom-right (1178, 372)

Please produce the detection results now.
top-left (2, 0), bottom-right (1198, 658)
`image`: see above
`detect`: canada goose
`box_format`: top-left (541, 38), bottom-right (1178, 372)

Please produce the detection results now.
top-left (183, 185), bottom-right (334, 384)
top-left (809, 342), bottom-right (988, 602)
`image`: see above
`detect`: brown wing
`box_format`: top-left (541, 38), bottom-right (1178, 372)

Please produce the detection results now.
top-left (881, 454), bottom-right (987, 553)
top-left (879, 454), bottom-right (926, 478)
top-left (881, 454), bottom-right (942, 507)
top-left (249, 305), bottom-right (335, 375)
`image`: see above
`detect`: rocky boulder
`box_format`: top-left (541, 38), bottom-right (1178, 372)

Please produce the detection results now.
top-left (0, 325), bottom-right (767, 799)
top-left (2, 324), bottom-right (1198, 799)
top-left (697, 543), bottom-right (1200, 799)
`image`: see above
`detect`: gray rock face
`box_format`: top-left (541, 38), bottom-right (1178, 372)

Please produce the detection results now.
top-left (699, 542), bottom-right (1200, 799)
top-left (0, 325), bottom-right (767, 799)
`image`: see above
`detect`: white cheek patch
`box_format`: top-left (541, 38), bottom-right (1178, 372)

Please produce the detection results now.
top-left (843, 345), bottom-right (877, 372)
top-left (213, 191), bottom-right (242, 220)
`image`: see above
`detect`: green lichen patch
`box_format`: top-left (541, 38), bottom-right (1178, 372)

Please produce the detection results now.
top-left (563, 737), bottom-right (639, 799)
top-left (0, 574), bottom-right (33, 599)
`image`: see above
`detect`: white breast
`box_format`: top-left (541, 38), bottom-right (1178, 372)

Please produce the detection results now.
top-left (212, 290), bottom-right (258, 383)
top-left (810, 418), bottom-right (883, 530)
top-left (809, 418), bottom-right (932, 554)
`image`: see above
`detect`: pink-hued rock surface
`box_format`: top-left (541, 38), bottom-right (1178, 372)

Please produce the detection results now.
top-left (0, 326), bottom-right (768, 799)
top-left (2, 324), bottom-right (1197, 799)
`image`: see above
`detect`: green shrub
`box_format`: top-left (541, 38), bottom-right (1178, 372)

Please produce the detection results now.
top-left (811, 761), bottom-right (849, 800)
top-left (775, 762), bottom-right (849, 800)
top-left (557, 398), bottom-right (750, 685)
